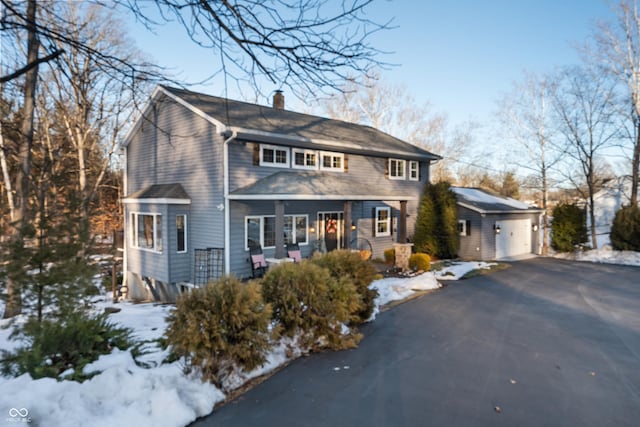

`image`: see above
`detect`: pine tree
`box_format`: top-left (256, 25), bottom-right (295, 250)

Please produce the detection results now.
top-left (610, 205), bottom-right (640, 251)
top-left (501, 172), bottom-right (521, 199)
top-left (551, 203), bottom-right (588, 252)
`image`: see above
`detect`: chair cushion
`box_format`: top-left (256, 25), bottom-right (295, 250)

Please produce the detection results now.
top-left (251, 253), bottom-right (267, 268)
top-left (288, 250), bottom-right (302, 262)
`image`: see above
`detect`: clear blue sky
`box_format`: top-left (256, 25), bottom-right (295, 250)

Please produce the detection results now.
top-left (125, 0), bottom-right (614, 129)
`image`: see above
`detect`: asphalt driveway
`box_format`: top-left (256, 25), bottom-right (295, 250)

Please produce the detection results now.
top-left (191, 258), bottom-right (640, 427)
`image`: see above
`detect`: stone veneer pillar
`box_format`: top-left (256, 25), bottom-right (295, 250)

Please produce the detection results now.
top-left (393, 243), bottom-right (414, 271)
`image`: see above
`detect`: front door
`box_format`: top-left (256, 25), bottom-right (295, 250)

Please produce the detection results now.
top-left (318, 212), bottom-right (344, 251)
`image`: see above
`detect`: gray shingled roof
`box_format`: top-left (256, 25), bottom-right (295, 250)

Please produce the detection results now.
top-left (161, 86), bottom-right (440, 161)
top-left (229, 171), bottom-right (419, 201)
top-left (452, 187), bottom-right (542, 214)
top-left (125, 183), bottom-right (190, 200)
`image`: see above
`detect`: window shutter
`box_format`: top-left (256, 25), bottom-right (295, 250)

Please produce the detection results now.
top-left (390, 208), bottom-right (394, 236)
top-left (418, 161), bottom-right (422, 181)
top-left (385, 159), bottom-right (389, 179)
top-left (466, 220), bottom-right (471, 236)
top-left (253, 143), bottom-right (260, 165)
top-left (344, 154), bottom-right (349, 172)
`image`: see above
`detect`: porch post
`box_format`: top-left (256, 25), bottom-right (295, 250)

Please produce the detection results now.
top-left (343, 201), bottom-right (352, 249)
top-left (399, 200), bottom-right (407, 243)
top-left (274, 200), bottom-right (286, 258)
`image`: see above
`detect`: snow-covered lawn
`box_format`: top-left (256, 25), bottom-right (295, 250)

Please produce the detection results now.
top-left (0, 254), bottom-right (634, 427)
top-left (553, 245), bottom-right (640, 267)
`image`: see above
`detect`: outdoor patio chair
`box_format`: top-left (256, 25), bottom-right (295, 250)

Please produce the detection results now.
top-left (286, 242), bottom-right (302, 262)
top-left (249, 244), bottom-right (268, 278)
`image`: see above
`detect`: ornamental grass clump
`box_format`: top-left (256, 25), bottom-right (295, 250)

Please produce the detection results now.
top-left (261, 261), bottom-right (362, 351)
top-left (165, 276), bottom-right (272, 389)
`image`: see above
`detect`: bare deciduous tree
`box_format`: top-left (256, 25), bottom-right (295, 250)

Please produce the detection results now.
top-left (553, 66), bottom-right (620, 249)
top-left (318, 74), bottom-right (472, 182)
top-left (595, 0), bottom-right (640, 205)
top-left (497, 72), bottom-right (564, 254)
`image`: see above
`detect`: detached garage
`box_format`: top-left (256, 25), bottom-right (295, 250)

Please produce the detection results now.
top-left (453, 187), bottom-right (544, 261)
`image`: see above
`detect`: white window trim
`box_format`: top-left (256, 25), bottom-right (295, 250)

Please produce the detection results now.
top-left (245, 214), bottom-right (309, 250)
top-left (176, 214), bottom-right (188, 253)
top-left (259, 144), bottom-right (290, 168)
top-left (375, 207), bottom-right (391, 237)
top-left (291, 148), bottom-right (318, 170)
top-left (458, 220), bottom-right (467, 236)
top-left (388, 159), bottom-right (406, 180)
top-left (319, 151), bottom-right (344, 172)
top-left (409, 161), bottom-right (419, 181)
top-left (130, 212), bottom-right (163, 253)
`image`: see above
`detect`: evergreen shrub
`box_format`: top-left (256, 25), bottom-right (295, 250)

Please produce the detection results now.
top-left (1, 311), bottom-right (131, 382)
top-left (309, 250), bottom-right (378, 324)
top-left (551, 203), bottom-right (588, 252)
top-left (165, 276), bottom-right (272, 388)
top-left (383, 248), bottom-right (395, 264)
top-left (261, 261), bottom-right (362, 351)
top-left (414, 182), bottom-right (459, 259)
top-left (610, 205), bottom-right (640, 251)
top-left (409, 253), bottom-right (431, 272)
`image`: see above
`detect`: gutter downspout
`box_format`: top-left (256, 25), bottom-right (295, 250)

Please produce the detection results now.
top-left (121, 145), bottom-right (128, 299)
top-left (223, 130), bottom-right (237, 274)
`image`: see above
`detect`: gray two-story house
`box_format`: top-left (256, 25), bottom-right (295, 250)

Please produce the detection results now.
top-left (121, 86), bottom-right (440, 301)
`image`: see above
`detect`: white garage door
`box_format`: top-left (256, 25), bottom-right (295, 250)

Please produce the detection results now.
top-left (495, 219), bottom-right (531, 259)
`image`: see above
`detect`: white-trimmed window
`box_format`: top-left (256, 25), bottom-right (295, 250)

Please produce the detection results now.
top-left (375, 207), bottom-right (391, 237)
top-left (458, 220), bottom-right (471, 236)
top-left (389, 159), bottom-right (406, 180)
top-left (260, 144), bottom-right (289, 167)
top-left (176, 215), bottom-right (187, 253)
top-left (409, 161), bottom-right (419, 181)
top-left (292, 148), bottom-right (318, 170)
top-left (246, 215), bottom-right (308, 249)
top-left (320, 151), bottom-right (344, 172)
top-left (130, 212), bottom-right (163, 252)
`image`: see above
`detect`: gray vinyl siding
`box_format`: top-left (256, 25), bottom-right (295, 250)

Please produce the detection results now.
top-left (126, 96), bottom-right (225, 283)
top-left (456, 206), bottom-right (484, 260)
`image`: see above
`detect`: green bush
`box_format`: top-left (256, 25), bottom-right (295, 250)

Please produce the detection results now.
top-left (309, 250), bottom-right (378, 324)
top-left (409, 253), bottom-right (431, 271)
top-left (165, 276), bottom-right (272, 389)
top-left (1, 311), bottom-right (131, 382)
top-left (610, 205), bottom-right (640, 251)
top-left (383, 248), bottom-right (395, 264)
top-left (414, 182), bottom-right (459, 259)
top-left (261, 261), bottom-right (361, 351)
top-left (551, 203), bottom-right (588, 252)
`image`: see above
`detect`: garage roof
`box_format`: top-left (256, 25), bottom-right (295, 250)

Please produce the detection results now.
top-left (452, 187), bottom-right (543, 214)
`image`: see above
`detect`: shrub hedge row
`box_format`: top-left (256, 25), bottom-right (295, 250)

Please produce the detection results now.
top-left (165, 250), bottom-right (379, 388)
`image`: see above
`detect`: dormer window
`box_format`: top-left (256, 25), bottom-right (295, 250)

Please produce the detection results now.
top-left (388, 159), bottom-right (406, 180)
top-left (320, 152), bottom-right (344, 172)
top-left (292, 148), bottom-right (318, 170)
top-left (260, 144), bottom-right (289, 167)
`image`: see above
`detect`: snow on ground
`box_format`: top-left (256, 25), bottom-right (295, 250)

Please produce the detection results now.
top-left (553, 246), bottom-right (640, 267)
top-left (3, 253), bottom-right (636, 427)
top-left (434, 261), bottom-right (497, 281)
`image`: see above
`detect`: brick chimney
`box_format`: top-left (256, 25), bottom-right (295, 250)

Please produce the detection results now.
top-left (273, 90), bottom-right (284, 110)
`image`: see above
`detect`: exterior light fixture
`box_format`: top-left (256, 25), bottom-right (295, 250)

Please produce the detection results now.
top-left (309, 226), bottom-right (316, 234)
top-left (494, 224), bottom-right (501, 234)
top-left (351, 222), bottom-right (357, 231)
top-left (532, 224), bottom-right (539, 232)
